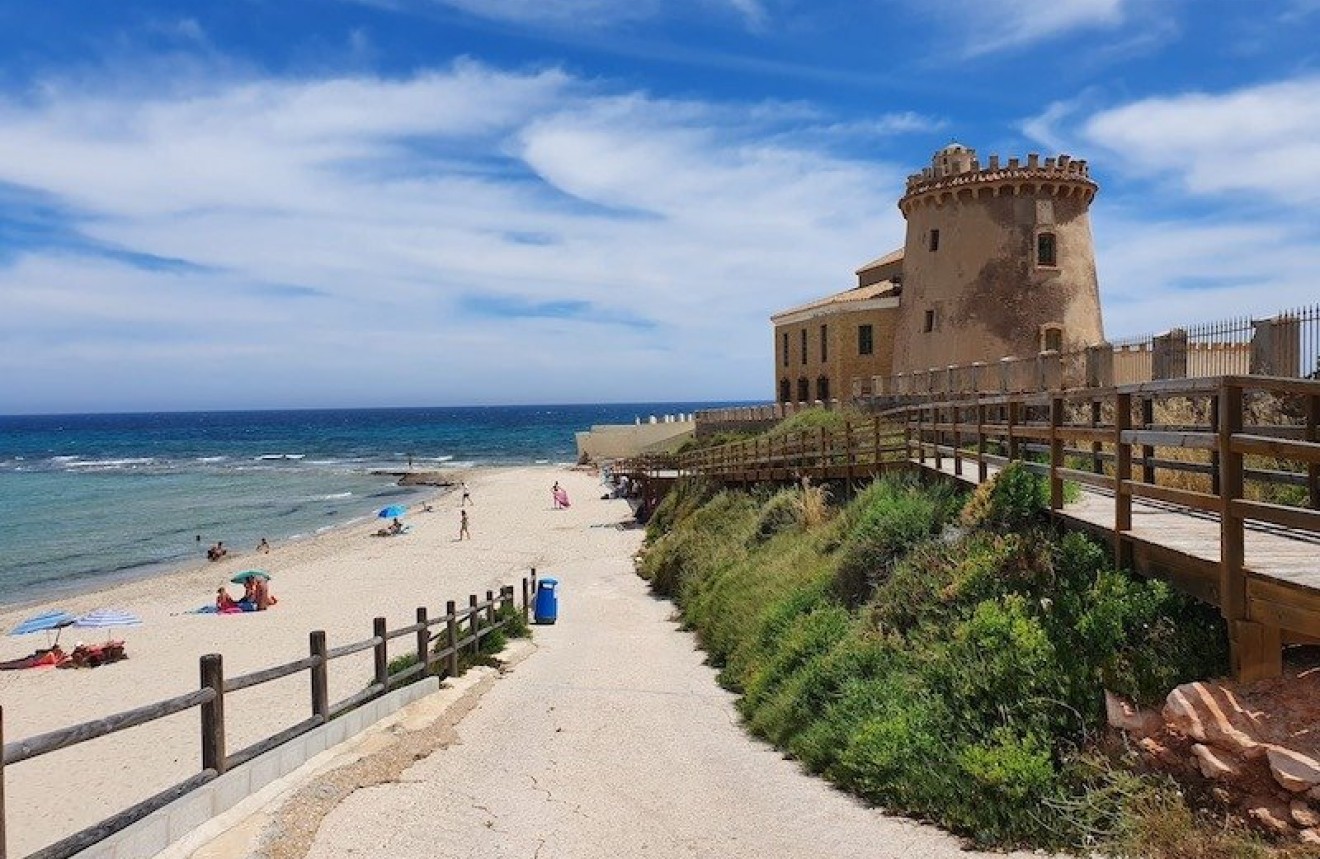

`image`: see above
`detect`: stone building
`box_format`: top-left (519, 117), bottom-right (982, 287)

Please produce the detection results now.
top-left (772, 143), bottom-right (1105, 401)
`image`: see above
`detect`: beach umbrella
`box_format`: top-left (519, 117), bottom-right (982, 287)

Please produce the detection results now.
top-left (8, 609), bottom-right (75, 636)
top-left (230, 570), bottom-right (271, 584)
top-left (378, 504), bottom-right (408, 519)
top-left (72, 608), bottom-right (142, 630)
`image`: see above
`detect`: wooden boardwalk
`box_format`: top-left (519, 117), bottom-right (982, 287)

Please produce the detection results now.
top-left (628, 374), bottom-right (1320, 680)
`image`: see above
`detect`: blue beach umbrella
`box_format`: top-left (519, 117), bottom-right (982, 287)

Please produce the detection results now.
top-left (9, 609), bottom-right (75, 637)
top-left (378, 504), bottom-right (408, 519)
top-left (72, 608), bottom-right (143, 630)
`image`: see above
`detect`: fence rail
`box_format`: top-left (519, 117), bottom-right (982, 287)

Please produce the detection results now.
top-left (0, 574), bottom-right (541, 859)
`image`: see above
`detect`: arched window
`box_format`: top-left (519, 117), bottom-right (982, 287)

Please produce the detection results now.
top-left (797, 378), bottom-right (810, 403)
top-left (779, 378), bottom-right (791, 403)
top-left (816, 376), bottom-right (830, 402)
top-left (1037, 232), bottom-right (1057, 267)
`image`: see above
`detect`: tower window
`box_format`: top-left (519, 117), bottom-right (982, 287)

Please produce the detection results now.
top-left (858, 324), bottom-right (874, 356)
top-left (781, 331), bottom-right (788, 367)
top-left (800, 329), bottom-right (807, 365)
top-left (779, 378), bottom-right (791, 403)
top-left (1041, 324), bottom-right (1064, 353)
top-left (820, 324), bottom-right (828, 361)
top-left (1037, 232), bottom-right (1057, 267)
top-left (816, 376), bottom-right (830, 401)
top-left (929, 229), bottom-right (941, 252)
top-left (924, 309), bottom-right (937, 333)
top-left (797, 378), bottom-right (810, 402)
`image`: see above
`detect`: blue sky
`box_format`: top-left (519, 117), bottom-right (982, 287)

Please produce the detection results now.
top-left (0, 0), bottom-right (1318, 413)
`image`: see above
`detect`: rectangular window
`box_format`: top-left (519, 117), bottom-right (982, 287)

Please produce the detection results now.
top-left (820, 324), bottom-right (828, 362)
top-left (1037, 232), bottom-right (1057, 267)
top-left (929, 228), bottom-right (940, 252)
top-left (781, 331), bottom-right (788, 366)
top-left (924, 309), bottom-right (936, 333)
top-left (858, 324), bottom-right (874, 356)
top-left (800, 329), bottom-right (807, 365)
top-left (797, 378), bottom-right (809, 402)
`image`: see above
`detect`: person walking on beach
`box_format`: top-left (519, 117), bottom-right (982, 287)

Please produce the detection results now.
top-left (458, 509), bottom-right (470, 540)
top-left (461, 481), bottom-right (472, 506)
top-left (552, 481), bottom-right (561, 509)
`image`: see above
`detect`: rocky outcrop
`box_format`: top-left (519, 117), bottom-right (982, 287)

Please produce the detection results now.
top-left (1107, 660), bottom-right (1320, 845)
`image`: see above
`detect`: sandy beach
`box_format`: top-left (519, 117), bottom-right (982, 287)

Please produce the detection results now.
top-left (0, 465), bottom-right (627, 857)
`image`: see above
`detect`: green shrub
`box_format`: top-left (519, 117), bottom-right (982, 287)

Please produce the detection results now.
top-left (636, 471), bottom-right (1233, 851)
top-left (961, 461), bottom-right (1049, 530)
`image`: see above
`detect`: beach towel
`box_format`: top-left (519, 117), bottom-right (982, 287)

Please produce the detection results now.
top-left (554, 487), bottom-right (571, 508)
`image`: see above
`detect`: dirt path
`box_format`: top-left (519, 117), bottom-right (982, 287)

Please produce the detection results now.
top-left (293, 524), bottom-right (1035, 859)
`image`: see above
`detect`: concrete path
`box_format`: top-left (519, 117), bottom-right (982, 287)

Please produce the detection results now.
top-left (297, 534), bottom-right (1033, 859)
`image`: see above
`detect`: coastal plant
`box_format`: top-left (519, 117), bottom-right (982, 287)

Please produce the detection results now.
top-left (960, 461), bottom-right (1048, 531)
top-left (638, 471), bottom-right (1235, 851)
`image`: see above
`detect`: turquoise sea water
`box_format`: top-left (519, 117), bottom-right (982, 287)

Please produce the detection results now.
top-left (0, 403), bottom-right (729, 606)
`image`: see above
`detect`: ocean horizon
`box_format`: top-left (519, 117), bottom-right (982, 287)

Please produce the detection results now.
top-left (0, 401), bottom-right (744, 607)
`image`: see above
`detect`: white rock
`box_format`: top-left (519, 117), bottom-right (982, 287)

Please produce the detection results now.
top-left (1191, 743), bottom-right (1240, 780)
top-left (1267, 746), bottom-right (1320, 793)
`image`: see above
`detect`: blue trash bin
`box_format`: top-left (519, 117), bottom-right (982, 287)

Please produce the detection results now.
top-left (533, 577), bottom-right (559, 624)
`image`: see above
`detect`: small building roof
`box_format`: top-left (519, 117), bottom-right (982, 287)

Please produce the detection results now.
top-left (771, 280), bottom-right (899, 322)
top-left (854, 247), bottom-right (904, 276)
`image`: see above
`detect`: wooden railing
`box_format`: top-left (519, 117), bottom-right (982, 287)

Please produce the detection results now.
top-left (652, 375), bottom-right (1320, 680)
top-left (0, 573), bottom-right (542, 859)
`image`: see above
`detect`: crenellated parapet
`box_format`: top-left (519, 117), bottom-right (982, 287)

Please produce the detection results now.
top-left (899, 148), bottom-right (1098, 214)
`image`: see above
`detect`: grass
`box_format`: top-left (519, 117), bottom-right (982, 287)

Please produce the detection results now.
top-left (634, 465), bottom-right (1301, 854)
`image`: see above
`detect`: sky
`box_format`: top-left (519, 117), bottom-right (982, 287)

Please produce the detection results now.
top-left (0, 0), bottom-right (1318, 414)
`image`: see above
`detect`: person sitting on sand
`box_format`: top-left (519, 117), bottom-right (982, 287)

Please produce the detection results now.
top-left (256, 537), bottom-right (271, 553)
top-left (254, 577), bottom-right (277, 610)
top-left (389, 517), bottom-right (404, 535)
top-left (207, 541), bottom-right (228, 562)
top-left (216, 587), bottom-right (239, 611)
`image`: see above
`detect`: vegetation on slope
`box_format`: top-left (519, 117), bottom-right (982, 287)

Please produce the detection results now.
top-left (635, 465), bottom-right (1313, 856)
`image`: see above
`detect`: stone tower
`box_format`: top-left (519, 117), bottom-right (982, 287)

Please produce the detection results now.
top-left (890, 143), bottom-right (1104, 375)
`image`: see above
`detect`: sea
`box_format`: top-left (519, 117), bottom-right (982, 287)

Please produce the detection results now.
top-left (0, 403), bottom-right (733, 607)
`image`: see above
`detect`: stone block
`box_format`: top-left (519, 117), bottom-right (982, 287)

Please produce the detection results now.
top-left (210, 767), bottom-right (251, 816)
top-left (112, 813), bottom-right (169, 859)
top-left (279, 736), bottom-right (308, 776)
top-left (248, 749), bottom-right (283, 793)
top-left (324, 718), bottom-right (347, 748)
top-left (167, 790), bottom-right (214, 843)
top-left (1268, 746), bottom-right (1320, 793)
top-left (1291, 799), bottom-right (1320, 828)
top-left (1191, 743), bottom-right (1240, 780)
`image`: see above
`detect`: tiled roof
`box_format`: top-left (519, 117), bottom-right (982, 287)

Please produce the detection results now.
top-left (772, 281), bottom-right (899, 320)
top-left (854, 247), bottom-right (904, 275)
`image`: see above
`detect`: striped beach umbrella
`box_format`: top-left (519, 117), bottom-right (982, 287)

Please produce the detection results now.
top-left (9, 609), bottom-right (75, 636)
top-left (72, 609), bottom-right (143, 630)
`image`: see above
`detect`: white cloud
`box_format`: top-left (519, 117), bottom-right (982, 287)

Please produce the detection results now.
top-left (0, 60), bottom-right (913, 412)
top-left (1077, 76), bottom-right (1320, 205)
top-left (910, 0), bottom-right (1130, 56)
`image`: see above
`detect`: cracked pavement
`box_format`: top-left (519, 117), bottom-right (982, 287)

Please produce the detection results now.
top-left (299, 520), bottom-right (1037, 859)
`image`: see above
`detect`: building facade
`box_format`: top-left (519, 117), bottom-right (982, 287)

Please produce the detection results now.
top-left (771, 143), bottom-right (1105, 402)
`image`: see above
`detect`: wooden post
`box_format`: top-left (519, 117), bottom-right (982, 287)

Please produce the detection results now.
top-left (1219, 383), bottom-right (1246, 625)
top-left (1114, 392), bottom-right (1133, 569)
top-left (309, 631), bottom-right (329, 720)
top-left (1, 705), bottom-right (7, 859)
top-left (372, 617), bottom-right (388, 689)
top-left (200, 653), bottom-right (226, 775)
top-left (932, 406), bottom-right (943, 471)
top-left (1308, 394), bottom-right (1319, 508)
top-left (976, 401), bottom-right (987, 483)
top-left (416, 607), bottom-right (431, 676)
top-left (916, 406), bottom-right (924, 465)
top-left (1140, 397), bottom-right (1155, 485)
top-left (1090, 398), bottom-right (1103, 475)
top-left (872, 415), bottom-right (881, 476)
top-left (818, 426), bottom-right (827, 481)
top-left (521, 577), bottom-right (530, 622)
top-left (1209, 395), bottom-right (1221, 496)
top-left (445, 600), bottom-right (459, 677)
top-left (953, 405), bottom-right (963, 477)
top-left (530, 567), bottom-right (537, 597)
top-left (486, 590), bottom-right (496, 626)
top-left (1050, 396), bottom-right (1065, 510)
top-left (1007, 400), bottom-right (1020, 461)
top-left (844, 420), bottom-right (854, 484)
top-left (469, 594), bottom-right (480, 655)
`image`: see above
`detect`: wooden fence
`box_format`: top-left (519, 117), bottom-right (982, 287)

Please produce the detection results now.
top-left (0, 573), bottom-right (543, 859)
top-left (638, 375), bottom-right (1320, 681)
